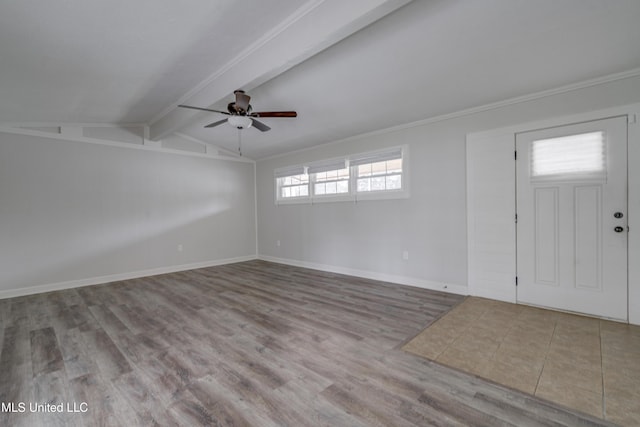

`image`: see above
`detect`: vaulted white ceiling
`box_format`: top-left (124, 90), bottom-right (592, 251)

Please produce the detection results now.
top-left (2, 0), bottom-right (640, 159)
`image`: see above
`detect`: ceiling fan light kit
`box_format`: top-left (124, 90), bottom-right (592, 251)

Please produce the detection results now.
top-left (228, 115), bottom-right (252, 129)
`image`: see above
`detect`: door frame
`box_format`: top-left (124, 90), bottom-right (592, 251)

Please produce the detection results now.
top-left (466, 103), bottom-right (640, 324)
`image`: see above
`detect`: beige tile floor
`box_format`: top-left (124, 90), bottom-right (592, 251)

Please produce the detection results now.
top-left (403, 297), bottom-right (640, 426)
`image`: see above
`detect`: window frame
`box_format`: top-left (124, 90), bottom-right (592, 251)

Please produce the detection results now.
top-left (274, 145), bottom-right (409, 205)
top-left (306, 157), bottom-right (353, 203)
top-left (351, 147), bottom-right (408, 201)
top-left (274, 166), bottom-right (310, 204)
top-left (310, 166), bottom-right (352, 202)
top-left (278, 173), bottom-right (310, 200)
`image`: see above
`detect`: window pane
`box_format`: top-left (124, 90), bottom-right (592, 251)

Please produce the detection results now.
top-left (358, 178), bottom-right (370, 192)
top-left (358, 164), bottom-right (372, 177)
top-left (315, 183), bottom-right (326, 195)
top-left (371, 176), bottom-right (385, 191)
top-left (531, 131), bottom-right (605, 177)
top-left (315, 168), bottom-right (348, 182)
top-left (300, 185), bottom-right (308, 196)
top-left (387, 158), bottom-right (402, 173)
top-left (337, 180), bottom-right (349, 193)
top-left (386, 175), bottom-right (402, 189)
top-left (326, 182), bottom-right (337, 194)
top-left (371, 161), bottom-right (387, 176)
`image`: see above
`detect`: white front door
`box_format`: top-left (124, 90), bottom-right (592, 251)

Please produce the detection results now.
top-left (516, 116), bottom-right (628, 320)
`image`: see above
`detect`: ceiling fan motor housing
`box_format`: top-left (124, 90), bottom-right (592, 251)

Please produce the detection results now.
top-left (227, 102), bottom-right (252, 115)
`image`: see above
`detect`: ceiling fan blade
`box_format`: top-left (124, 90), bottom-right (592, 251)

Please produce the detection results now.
top-left (178, 105), bottom-right (230, 115)
top-left (251, 111), bottom-right (297, 118)
top-left (251, 118), bottom-right (271, 132)
top-left (204, 119), bottom-right (228, 128)
top-left (235, 91), bottom-right (251, 111)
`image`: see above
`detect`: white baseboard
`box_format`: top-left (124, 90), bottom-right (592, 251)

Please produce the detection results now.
top-left (258, 255), bottom-right (469, 296)
top-left (0, 255), bottom-right (257, 300)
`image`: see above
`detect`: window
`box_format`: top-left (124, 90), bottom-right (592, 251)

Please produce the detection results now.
top-left (274, 146), bottom-right (408, 204)
top-left (531, 131), bottom-right (606, 180)
top-left (279, 173), bottom-right (309, 198)
top-left (314, 168), bottom-right (350, 195)
top-left (356, 158), bottom-right (402, 192)
top-left (351, 147), bottom-right (403, 195)
top-left (275, 166), bottom-right (309, 200)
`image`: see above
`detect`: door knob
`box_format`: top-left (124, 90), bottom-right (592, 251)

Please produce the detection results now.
top-left (614, 226), bottom-right (624, 233)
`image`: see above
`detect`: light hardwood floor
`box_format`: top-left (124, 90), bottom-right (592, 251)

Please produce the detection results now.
top-left (0, 260), bottom-right (615, 426)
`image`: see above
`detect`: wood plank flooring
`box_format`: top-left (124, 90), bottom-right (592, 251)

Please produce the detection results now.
top-left (0, 260), bottom-right (615, 426)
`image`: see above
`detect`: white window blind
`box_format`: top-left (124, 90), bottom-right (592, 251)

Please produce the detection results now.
top-left (274, 165), bottom-right (306, 178)
top-left (531, 131), bottom-right (606, 180)
top-left (307, 159), bottom-right (347, 174)
top-left (349, 147), bottom-right (402, 166)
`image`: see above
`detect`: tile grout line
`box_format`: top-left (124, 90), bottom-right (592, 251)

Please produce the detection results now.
top-left (598, 319), bottom-right (606, 420)
top-left (533, 316), bottom-right (557, 396)
top-left (483, 305), bottom-right (525, 383)
top-left (434, 299), bottom-right (495, 365)
top-left (399, 295), bottom-right (468, 355)
top-left (479, 307), bottom-right (508, 368)
top-left (434, 298), bottom-right (482, 361)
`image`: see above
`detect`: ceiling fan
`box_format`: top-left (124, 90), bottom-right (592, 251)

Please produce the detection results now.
top-left (178, 90), bottom-right (297, 132)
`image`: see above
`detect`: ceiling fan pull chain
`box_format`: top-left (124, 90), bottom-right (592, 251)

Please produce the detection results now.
top-left (238, 129), bottom-right (242, 157)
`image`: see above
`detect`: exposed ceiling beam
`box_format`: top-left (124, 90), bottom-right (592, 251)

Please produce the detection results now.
top-left (148, 0), bottom-right (412, 141)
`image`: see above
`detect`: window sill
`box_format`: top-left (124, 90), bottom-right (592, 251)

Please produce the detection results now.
top-left (275, 189), bottom-right (409, 205)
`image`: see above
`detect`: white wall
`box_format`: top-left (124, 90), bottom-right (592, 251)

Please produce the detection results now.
top-left (0, 131), bottom-right (257, 297)
top-left (256, 74), bottom-right (640, 301)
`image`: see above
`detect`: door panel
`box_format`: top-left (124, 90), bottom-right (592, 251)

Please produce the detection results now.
top-left (516, 116), bottom-right (628, 320)
top-left (534, 187), bottom-right (559, 286)
top-left (574, 185), bottom-right (602, 290)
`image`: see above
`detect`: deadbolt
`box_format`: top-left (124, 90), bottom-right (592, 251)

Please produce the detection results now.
top-left (614, 226), bottom-right (624, 233)
top-left (614, 212), bottom-right (624, 219)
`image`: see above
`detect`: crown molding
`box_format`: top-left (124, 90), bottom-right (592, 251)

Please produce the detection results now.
top-left (258, 67), bottom-right (640, 161)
